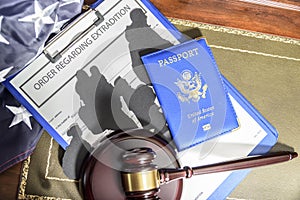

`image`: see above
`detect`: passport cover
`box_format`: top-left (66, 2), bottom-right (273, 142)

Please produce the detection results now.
top-left (141, 39), bottom-right (239, 151)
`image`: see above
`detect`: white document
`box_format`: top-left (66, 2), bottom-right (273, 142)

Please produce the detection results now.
top-left (9, 0), bottom-right (181, 148)
top-left (179, 95), bottom-right (268, 200)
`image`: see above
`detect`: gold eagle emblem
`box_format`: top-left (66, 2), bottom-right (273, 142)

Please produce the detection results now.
top-left (175, 70), bottom-right (208, 103)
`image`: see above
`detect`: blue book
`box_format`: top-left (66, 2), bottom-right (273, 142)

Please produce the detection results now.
top-left (141, 39), bottom-right (240, 151)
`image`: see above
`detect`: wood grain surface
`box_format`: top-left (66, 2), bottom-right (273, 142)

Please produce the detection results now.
top-left (151, 0), bottom-right (300, 39)
top-left (0, 163), bottom-right (22, 199)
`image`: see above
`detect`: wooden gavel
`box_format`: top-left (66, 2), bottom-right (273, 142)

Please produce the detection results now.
top-left (120, 147), bottom-right (298, 199)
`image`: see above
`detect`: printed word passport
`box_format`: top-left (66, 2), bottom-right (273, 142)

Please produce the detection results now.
top-left (142, 39), bottom-right (239, 151)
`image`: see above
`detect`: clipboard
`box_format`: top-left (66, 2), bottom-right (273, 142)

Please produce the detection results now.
top-left (4, 0), bottom-right (185, 149)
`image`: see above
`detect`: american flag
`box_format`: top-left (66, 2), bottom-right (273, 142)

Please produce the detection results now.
top-left (0, 0), bottom-right (84, 173)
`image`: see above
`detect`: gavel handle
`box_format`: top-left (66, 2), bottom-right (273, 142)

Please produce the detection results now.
top-left (159, 151), bottom-right (298, 184)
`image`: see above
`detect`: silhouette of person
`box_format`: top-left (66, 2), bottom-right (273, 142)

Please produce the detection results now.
top-left (76, 66), bottom-right (138, 133)
top-left (120, 8), bottom-right (174, 134)
top-left (61, 8), bottom-right (178, 179)
top-left (125, 8), bottom-right (173, 83)
top-left (62, 67), bottom-right (138, 179)
top-left (62, 124), bottom-right (91, 179)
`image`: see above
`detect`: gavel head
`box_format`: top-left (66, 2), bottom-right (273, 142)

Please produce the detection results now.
top-left (81, 129), bottom-right (182, 200)
top-left (121, 147), bottom-right (160, 199)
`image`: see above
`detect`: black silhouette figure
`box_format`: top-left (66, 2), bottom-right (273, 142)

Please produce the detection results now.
top-left (125, 8), bottom-right (173, 83)
top-left (63, 66), bottom-right (138, 179)
top-left (94, 70), bottom-right (138, 131)
top-left (62, 124), bottom-right (91, 179)
top-left (75, 66), bottom-right (103, 134)
top-left (122, 8), bottom-right (174, 134)
top-left (62, 8), bottom-right (176, 179)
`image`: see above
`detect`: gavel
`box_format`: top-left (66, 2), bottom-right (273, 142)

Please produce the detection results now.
top-left (121, 147), bottom-right (298, 199)
top-left (81, 129), bottom-right (298, 200)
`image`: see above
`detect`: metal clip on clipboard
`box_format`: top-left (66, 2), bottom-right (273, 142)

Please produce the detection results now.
top-left (44, 9), bottom-right (104, 63)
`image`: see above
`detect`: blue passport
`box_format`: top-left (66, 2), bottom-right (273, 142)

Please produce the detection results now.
top-left (141, 39), bottom-right (239, 151)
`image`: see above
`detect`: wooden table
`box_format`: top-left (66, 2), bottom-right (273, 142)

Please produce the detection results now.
top-left (0, 163), bottom-right (21, 199)
top-left (151, 0), bottom-right (300, 39)
top-left (0, 0), bottom-right (299, 199)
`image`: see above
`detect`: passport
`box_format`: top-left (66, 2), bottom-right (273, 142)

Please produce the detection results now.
top-left (141, 39), bottom-right (239, 151)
